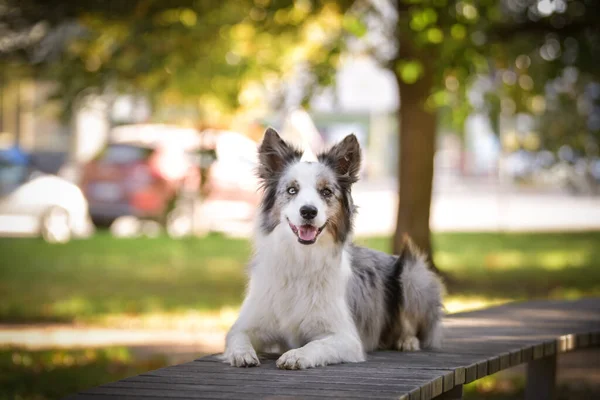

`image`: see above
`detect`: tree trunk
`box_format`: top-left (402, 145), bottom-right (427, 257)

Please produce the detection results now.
top-left (392, 64), bottom-right (440, 275)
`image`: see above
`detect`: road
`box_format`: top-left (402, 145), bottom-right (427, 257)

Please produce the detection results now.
top-left (353, 176), bottom-right (600, 236)
top-left (199, 176), bottom-right (600, 237)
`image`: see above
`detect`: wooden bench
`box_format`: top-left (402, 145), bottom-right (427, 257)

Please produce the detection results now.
top-left (69, 298), bottom-right (600, 400)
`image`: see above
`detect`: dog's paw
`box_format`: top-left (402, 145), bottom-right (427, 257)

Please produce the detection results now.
top-left (276, 349), bottom-right (315, 370)
top-left (397, 336), bottom-right (420, 352)
top-left (224, 350), bottom-right (260, 367)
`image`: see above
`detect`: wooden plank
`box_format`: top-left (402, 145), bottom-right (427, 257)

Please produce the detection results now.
top-left (125, 374), bottom-right (417, 392)
top-left (90, 382), bottom-right (408, 399)
top-left (156, 362), bottom-right (455, 384)
top-left (200, 354), bottom-right (478, 371)
top-left (532, 343), bottom-right (544, 360)
top-left (68, 299), bottom-right (600, 400)
top-left (556, 334), bottom-right (575, 352)
top-left (442, 370), bottom-right (455, 392)
top-left (419, 382), bottom-right (431, 400)
top-left (408, 387), bottom-right (421, 400)
top-left (85, 386), bottom-right (257, 399)
top-left (454, 367), bottom-right (465, 385)
top-left (160, 361), bottom-right (446, 377)
top-left (476, 361), bottom-right (488, 379)
top-left (544, 340), bottom-right (556, 357)
top-left (522, 346), bottom-right (534, 362)
top-left (65, 396), bottom-right (145, 400)
top-left (463, 363), bottom-right (477, 384)
top-left (498, 352), bottom-right (510, 371)
top-left (430, 376), bottom-right (445, 397)
top-left (509, 349), bottom-right (522, 367)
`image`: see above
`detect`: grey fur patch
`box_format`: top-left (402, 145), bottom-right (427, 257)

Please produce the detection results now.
top-left (347, 242), bottom-right (444, 352)
top-left (347, 245), bottom-right (399, 351)
top-left (400, 249), bottom-right (445, 349)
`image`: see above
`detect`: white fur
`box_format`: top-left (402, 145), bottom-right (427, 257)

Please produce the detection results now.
top-left (224, 161), bottom-right (365, 369)
top-left (280, 162), bottom-right (329, 230)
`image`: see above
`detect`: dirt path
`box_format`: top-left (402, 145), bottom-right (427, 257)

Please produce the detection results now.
top-left (0, 323), bottom-right (225, 355)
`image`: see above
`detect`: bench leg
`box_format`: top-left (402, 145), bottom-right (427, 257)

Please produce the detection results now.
top-left (435, 385), bottom-right (463, 399)
top-left (525, 354), bottom-right (557, 400)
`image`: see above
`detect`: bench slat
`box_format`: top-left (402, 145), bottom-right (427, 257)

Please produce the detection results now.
top-left (69, 298), bottom-right (600, 400)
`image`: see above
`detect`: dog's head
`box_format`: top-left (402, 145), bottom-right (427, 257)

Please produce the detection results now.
top-left (257, 127), bottom-right (361, 245)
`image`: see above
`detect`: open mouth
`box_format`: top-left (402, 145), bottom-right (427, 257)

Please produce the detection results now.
top-left (287, 219), bottom-right (326, 245)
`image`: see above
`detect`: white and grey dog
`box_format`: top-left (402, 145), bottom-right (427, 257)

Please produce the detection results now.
top-left (223, 128), bottom-right (444, 370)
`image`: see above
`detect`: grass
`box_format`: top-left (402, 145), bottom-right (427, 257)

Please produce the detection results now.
top-left (1, 231), bottom-right (599, 323)
top-left (1, 231), bottom-right (599, 399)
top-left (0, 233), bottom-right (252, 323)
top-left (366, 232), bottom-right (600, 305)
top-left (0, 347), bottom-right (169, 400)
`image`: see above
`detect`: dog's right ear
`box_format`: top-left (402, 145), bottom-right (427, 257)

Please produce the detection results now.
top-left (258, 128), bottom-right (299, 180)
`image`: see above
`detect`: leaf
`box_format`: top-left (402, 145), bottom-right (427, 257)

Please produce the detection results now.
top-left (342, 15), bottom-right (367, 38)
top-left (396, 60), bottom-right (424, 84)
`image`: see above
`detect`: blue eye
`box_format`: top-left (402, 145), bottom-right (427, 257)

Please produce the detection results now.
top-left (321, 188), bottom-right (333, 197)
top-left (287, 187), bottom-right (297, 195)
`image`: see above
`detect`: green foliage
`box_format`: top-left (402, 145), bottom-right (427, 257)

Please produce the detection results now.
top-left (0, 0), bottom-right (354, 121)
top-left (342, 14), bottom-right (367, 38)
top-left (397, 60), bottom-right (424, 84)
top-left (389, 0), bottom-right (600, 141)
top-left (1, 0), bottom-right (598, 144)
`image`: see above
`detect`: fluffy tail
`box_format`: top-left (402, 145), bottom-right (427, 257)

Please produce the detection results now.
top-left (398, 235), bottom-right (445, 349)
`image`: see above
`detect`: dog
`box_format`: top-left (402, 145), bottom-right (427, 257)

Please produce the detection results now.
top-left (223, 128), bottom-right (444, 370)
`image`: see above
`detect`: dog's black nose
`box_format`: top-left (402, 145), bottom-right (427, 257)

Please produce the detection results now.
top-left (300, 205), bottom-right (318, 220)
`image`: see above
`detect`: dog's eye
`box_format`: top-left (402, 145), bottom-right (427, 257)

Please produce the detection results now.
top-left (320, 188), bottom-right (333, 198)
top-left (287, 187), bottom-right (297, 195)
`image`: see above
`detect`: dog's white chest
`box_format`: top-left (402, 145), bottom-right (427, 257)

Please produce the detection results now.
top-left (250, 242), bottom-right (353, 346)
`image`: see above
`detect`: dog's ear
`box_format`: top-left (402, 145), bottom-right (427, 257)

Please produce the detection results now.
top-left (321, 134), bottom-right (361, 185)
top-left (257, 128), bottom-right (299, 180)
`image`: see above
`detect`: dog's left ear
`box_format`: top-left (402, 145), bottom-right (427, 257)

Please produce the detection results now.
top-left (321, 134), bottom-right (361, 185)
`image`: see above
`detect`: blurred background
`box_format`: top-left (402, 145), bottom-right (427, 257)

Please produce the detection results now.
top-left (0, 0), bottom-right (599, 399)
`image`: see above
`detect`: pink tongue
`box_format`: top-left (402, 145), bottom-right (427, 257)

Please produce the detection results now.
top-left (298, 225), bottom-right (318, 241)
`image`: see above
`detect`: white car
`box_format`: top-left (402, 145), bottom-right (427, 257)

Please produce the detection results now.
top-left (0, 158), bottom-right (93, 243)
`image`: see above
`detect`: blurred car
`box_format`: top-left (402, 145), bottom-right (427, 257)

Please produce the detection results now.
top-left (81, 125), bottom-right (201, 235)
top-left (194, 130), bottom-right (262, 235)
top-left (0, 147), bottom-right (93, 243)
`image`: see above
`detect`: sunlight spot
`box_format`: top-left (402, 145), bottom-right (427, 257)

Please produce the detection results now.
top-left (483, 249), bottom-right (590, 270)
top-left (444, 296), bottom-right (510, 314)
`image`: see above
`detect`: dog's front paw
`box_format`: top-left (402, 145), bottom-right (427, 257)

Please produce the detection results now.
top-left (397, 336), bottom-right (420, 351)
top-left (224, 349), bottom-right (260, 367)
top-left (276, 349), bottom-right (315, 370)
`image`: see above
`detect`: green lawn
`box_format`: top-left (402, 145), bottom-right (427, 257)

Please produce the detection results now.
top-left (1, 231), bottom-right (599, 400)
top-left (0, 347), bottom-right (168, 400)
top-left (1, 231), bottom-right (599, 323)
top-left (0, 233), bottom-right (252, 323)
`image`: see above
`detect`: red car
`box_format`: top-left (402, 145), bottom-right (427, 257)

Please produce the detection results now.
top-left (82, 139), bottom-right (200, 232)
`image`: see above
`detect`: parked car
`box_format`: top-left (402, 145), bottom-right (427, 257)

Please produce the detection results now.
top-left (193, 130), bottom-right (262, 236)
top-left (81, 127), bottom-right (201, 235)
top-left (0, 147), bottom-right (93, 243)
